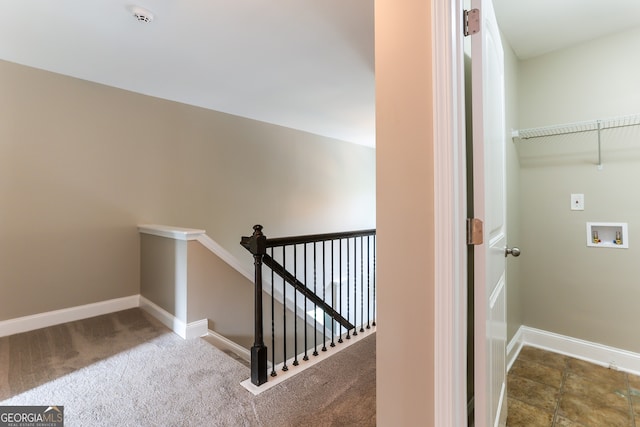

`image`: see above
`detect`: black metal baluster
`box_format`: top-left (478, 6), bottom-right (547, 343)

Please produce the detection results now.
top-left (346, 238), bottom-right (351, 340)
top-left (360, 236), bottom-right (365, 333)
top-left (293, 245), bottom-right (299, 366)
top-left (353, 237), bottom-right (358, 337)
top-left (322, 240), bottom-right (327, 352)
top-left (367, 236), bottom-right (373, 329)
top-left (338, 238), bottom-right (344, 344)
top-left (372, 235), bottom-right (376, 327)
top-left (313, 242), bottom-right (319, 356)
top-left (282, 246), bottom-right (288, 372)
top-left (303, 243), bottom-right (309, 361)
top-left (270, 247), bottom-right (276, 377)
top-left (330, 239), bottom-right (336, 347)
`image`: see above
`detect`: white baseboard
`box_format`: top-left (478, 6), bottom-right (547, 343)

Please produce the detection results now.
top-left (0, 295), bottom-right (139, 338)
top-left (206, 329), bottom-right (251, 362)
top-left (508, 325), bottom-right (640, 376)
top-left (0, 294), bottom-right (209, 341)
top-left (185, 319), bottom-right (209, 339)
top-left (138, 296), bottom-right (207, 339)
top-left (506, 326), bottom-right (524, 371)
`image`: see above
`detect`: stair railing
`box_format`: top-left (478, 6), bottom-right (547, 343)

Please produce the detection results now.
top-left (241, 224), bottom-right (376, 386)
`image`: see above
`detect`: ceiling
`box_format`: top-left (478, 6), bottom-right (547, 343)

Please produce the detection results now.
top-left (493, 0), bottom-right (640, 60)
top-left (0, 0), bottom-right (375, 146)
top-left (1, 1), bottom-right (638, 147)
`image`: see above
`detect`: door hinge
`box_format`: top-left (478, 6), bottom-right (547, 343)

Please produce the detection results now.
top-left (464, 9), bottom-right (480, 37)
top-left (467, 218), bottom-right (483, 245)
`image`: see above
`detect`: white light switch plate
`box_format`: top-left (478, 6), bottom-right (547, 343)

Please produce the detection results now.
top-left (571, 193), bottom-right (584, 211)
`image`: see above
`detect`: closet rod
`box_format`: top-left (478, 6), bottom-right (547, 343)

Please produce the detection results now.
top-left (512, 113), bottom-right (640, 141)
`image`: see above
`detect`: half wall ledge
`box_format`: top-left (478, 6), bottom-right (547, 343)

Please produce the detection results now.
top-left (137, 224), bottom-right (206, 240)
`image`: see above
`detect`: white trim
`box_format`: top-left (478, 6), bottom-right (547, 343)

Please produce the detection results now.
top-left (0, 295), bottom-right (139, 338)
top-left (138, 224), bottom-right (205, 240)
top-left (185, 319), bottom-right (209, 339)
top-left (0, 295), bottom-right (210, 340)
top-left (196, 234), bottom-right (253, 282)
top-left (433, 1), bottom-right (467, 426)
top-left (206, 329), bottom-right (251, 362)
top-left (496, 381), bottom-right (507, 427)
top-left (241, 326), bottom-right (376, 395)
top-left (506, 326), bottom-right (524, 371)
top-left (509, 325), bottom-right (640, 376)
top-left (139, 296), bottom-right (207, 339)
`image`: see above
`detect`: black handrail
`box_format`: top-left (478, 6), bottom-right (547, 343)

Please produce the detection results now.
top-left (241, 224), bottom-right (376, 386)
top-left (262, 229), bottom-right (376, 247)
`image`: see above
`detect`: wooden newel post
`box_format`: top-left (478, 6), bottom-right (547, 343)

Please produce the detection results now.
top-left (248, 224), bottom-right (268, 386)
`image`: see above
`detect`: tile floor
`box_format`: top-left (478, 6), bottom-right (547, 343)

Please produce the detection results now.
top-left (507, 346), bottom-right (640, 426)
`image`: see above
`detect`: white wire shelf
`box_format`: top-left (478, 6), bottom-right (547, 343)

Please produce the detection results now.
top-left (512, 113), bottom-right (640, 140)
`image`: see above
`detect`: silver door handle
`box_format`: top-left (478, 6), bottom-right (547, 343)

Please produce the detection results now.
top-left (505, 247), bottom-right (521, 257)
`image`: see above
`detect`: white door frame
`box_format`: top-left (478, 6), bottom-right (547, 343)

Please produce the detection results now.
top-left (432, 1), bottom-right (468, 426)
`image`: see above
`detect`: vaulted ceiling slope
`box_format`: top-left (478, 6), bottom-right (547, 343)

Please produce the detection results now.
top-left (0, 0), bottom-right (375, 146)
top-left (2, 1), bottom-right (638, 147)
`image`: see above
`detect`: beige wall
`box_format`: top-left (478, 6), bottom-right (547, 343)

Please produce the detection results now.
top-left (140, 234), bottom-right (188, 321)
top-left (0, 59), bottom-right (375, 321)
top-left (503, 36), bottom-right (522, 343)
top-left (518, 27), bottom-right (640, 129)
top-left (375, 0), bottom-right (435, 425)
top-left (516, 27), bottom-right (640, 351)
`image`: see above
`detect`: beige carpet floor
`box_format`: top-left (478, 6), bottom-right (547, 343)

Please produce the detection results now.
top-left (0, 308), bottom-right (376, 426)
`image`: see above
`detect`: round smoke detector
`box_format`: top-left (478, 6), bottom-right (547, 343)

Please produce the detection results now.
top-left (132, 6), bottom-right (154, 23)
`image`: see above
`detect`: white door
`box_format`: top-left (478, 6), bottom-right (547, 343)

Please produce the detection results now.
top-left (470, 0), bottom-right (507, 426)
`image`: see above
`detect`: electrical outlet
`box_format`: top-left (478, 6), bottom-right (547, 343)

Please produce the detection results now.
top-left (571, 193), bottom-right (584, 211)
